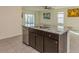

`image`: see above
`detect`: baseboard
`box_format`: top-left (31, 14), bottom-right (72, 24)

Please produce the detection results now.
top-left (23, 41), bottom-right (30, 46)
top-left (0, 33), bottom-right (22, 40)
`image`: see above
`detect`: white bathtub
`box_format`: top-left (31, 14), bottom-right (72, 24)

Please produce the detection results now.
top-left (68, 30), bottom-right (79, 53)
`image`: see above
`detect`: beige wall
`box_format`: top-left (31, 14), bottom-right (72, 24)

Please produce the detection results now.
top-left (39, 7), bottom-right (79, 30)
top-left (0, 7), bottom-right (22, 40)
top-left (23, 6), bottom-right (79, 30)
top-left (54, 7), bottom-right (79, 30)
top-left (22, 7), bottom-right (41, 26)
top-left (39, 9), bottom-right (57, 26)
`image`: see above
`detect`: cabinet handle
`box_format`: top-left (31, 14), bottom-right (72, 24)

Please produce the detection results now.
top-left (55, 41), bottom-right (58, 44)
top-left (49, 34), bottom-right (51, 37)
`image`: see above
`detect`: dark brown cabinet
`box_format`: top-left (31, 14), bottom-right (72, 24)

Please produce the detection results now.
top-left (29, 31), bottom-right (36, 49)
top-left (36, 35), bottom-right (43, 52)
top-left (43, 32), bottom-right (59, 53)
top-left (28, 28), bottom-right (67, 53)
top-left (44, 37), bottom-right (58, 53)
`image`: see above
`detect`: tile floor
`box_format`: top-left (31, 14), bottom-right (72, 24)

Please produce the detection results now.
top-left (0, 35), bottom-right (39, 53)
top-left (0, 32), bottom-right (79, 53)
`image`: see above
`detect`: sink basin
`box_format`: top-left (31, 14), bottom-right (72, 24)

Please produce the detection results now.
top-left (39, 26), bottom-right (50, 29)
top-left (35, 26), bottom-right (50, 29)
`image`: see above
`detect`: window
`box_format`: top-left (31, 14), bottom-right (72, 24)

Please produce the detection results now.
top-left (57, 12), bottom-right (64, 25)
top-left (24, 14), bottom-right (35, 27)
top-left (57, 12), bottom-right (64, 30)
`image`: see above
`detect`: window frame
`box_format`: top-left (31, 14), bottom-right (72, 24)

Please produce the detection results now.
top-left (57, 12), bottom-right (65, 25)
top-left (24, 13), bottom-right (35, 27)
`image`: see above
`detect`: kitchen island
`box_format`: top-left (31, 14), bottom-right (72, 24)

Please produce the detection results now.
top-left (23, 26), bottom-right (68, 53)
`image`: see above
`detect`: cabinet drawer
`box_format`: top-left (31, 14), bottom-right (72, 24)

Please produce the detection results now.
top-left (29, 28), bottom-right (36, 33)
top-left (45, 32), bottom-right (59, 40)
top-left (35, 29), bottom-right (45, 36)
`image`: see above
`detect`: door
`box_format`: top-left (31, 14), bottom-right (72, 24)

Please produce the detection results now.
top-left (35, 35), bottom-right (43, 52)
top-left (44, 37), bottom-right (58, 53)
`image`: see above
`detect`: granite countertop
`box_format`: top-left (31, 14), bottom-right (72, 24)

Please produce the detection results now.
top-left (23, 25), bottom-right (68, 35)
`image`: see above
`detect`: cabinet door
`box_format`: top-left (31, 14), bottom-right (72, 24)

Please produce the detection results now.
top-left (29, 32), bottom-right (36, 49)
top-left (23, 28), bottom-right (29, 45)
top-left (36, 35), bottom-right (43, 52)
top-left (44, 38), bottom-right (58, 53)
top-left (23, 28), bottom-right (27, 42)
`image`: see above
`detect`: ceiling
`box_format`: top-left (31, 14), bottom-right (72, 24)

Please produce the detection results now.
top-left (23, 6), bottom-right (79, 11)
